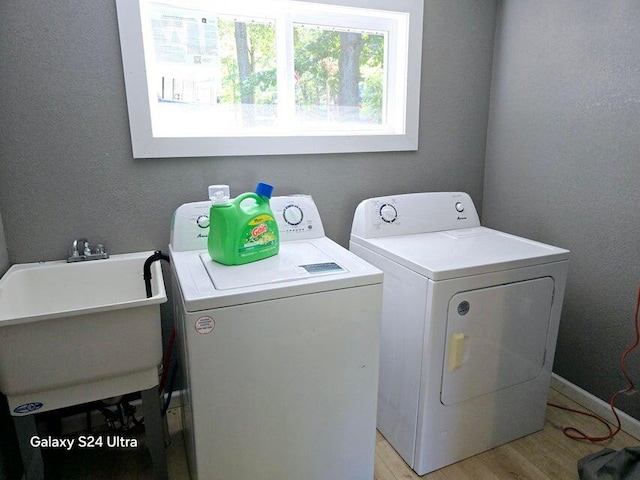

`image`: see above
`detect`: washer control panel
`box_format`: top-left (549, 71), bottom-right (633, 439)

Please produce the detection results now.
top-left (170, 195), bottom-right (326, 251)
top-left (351, 192), bottom-right (480, 239)
top-left (271, 195), bottom-right (325, 241)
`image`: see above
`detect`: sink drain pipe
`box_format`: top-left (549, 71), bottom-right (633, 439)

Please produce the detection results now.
top-left (143, 250), bottom-right (170, 298)
top-left (142, 250), bottom-right (176, 417)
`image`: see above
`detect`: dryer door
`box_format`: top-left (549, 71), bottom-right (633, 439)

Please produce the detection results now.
top-left (441, 277), bottom-right (554, 406)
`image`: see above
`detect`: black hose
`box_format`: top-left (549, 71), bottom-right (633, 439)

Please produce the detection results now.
top-left (142, 250), bottom-right (178, 420)
top-left (143, 250), bottom-right (170, 298)
top-left (162, 360), bottom-right (179, 417)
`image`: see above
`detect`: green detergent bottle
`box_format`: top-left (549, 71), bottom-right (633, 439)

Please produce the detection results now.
top-left (207, 182), bottom-right (280, 265)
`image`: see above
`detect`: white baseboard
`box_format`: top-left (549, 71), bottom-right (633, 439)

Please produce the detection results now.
top-left (551, 373), bottom-right (640, 441)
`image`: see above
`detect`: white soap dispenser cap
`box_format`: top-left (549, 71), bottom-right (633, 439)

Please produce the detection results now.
top-left (209, 185), bottom-right (230, 205)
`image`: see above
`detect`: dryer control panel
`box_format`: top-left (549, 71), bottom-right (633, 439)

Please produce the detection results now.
top-left (171, 195), bottom-right (325, 251)
top-left (351, 192), bottom-right (481, 239)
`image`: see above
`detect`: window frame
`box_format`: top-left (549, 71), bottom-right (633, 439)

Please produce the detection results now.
top-left (115, 0), bottom-right (424, 158)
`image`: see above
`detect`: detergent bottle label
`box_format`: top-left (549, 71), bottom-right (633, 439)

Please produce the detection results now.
top-left (239, 214), bottom-right (278, 258)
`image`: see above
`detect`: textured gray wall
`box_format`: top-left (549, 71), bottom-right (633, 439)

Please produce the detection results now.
top-left (0, 208), bottom-right (13, 480)
top-left (484, 1), bottom-right (640, 418)
top-left (0, 0), bottom-right (496, 265)
top-left (0, 210), bottom-right (8, 276)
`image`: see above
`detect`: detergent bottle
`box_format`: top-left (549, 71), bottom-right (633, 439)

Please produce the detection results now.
top-left (207, 182), bottom-right (280, 265)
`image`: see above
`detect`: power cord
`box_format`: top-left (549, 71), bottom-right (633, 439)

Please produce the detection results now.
top-left (548, 286), bottom-right (640, 442)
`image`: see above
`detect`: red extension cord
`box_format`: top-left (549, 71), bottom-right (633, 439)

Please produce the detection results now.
top-left (548, 286), bottom-right (640, 442)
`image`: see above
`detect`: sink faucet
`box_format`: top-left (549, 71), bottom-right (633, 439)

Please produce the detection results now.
top-left (68, 238), bottom-right (109, 262)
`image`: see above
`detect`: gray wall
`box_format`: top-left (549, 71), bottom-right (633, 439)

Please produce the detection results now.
top-left (0, 210), bottom-right (8, 276)
top-left (0, 207), bottom-right (17, 480)
top-left (484, 1), bottom-right (640, 417)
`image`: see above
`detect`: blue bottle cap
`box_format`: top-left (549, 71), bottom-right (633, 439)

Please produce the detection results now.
top-left (255, 182), bottom-right (274, 198)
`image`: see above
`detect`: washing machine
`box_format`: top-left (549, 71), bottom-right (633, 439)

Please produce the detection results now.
top-left (349, 192), bottom-right (569, 475)
top-left (169, 194), bottom-right (383, 480)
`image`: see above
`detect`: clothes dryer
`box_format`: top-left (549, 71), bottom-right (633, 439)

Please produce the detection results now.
top-left (170, 195), bottom-right (382, 480)
top-left (349, 192), bottom-right (569, 475)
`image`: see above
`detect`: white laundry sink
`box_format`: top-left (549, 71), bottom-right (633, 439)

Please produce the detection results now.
top-left (0, 251), bottom-right (167, 415)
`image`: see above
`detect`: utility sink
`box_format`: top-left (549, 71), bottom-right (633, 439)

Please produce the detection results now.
top-left (0, 251), bottom-right (167, 416)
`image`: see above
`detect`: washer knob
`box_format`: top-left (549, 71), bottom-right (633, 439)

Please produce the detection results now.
top-left (196, 215), bottom-right (210, 228)
top-left (380, 204), bottom-right (398, 223)
top-left (283, 205), bottom-right (304, 225)
top-left (455, 202), bottom-right (465, 213)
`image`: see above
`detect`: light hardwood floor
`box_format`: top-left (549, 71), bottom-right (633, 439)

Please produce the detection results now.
top-left (42, 388), bottom-right (638, 479)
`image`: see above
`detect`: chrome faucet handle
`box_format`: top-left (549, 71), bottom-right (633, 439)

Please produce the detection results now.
top-left (70, 238), bottom-right (89, 258)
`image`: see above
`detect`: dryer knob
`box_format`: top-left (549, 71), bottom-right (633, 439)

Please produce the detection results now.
top-left (380, 204), bottom-right (398, 223)
top-left (455, 202), bottom-right (465, 213)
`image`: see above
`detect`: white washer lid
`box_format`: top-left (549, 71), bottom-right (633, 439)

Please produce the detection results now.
top-left (353, 226), bottom-right (569, 280)
top-left (170, 237), bottom-right (382, 311)
top-left (200, 242), bottom-right (347, 290)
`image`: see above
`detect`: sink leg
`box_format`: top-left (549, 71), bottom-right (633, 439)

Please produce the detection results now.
top-left (13, 414), bottom-right (44, 480)
top-left (141, 387), bottom-right (168, 480)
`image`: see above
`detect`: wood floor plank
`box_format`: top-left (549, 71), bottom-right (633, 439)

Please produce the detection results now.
top-left (374, 451), bottom-right (398, 480)
top-left (509, 428), bottom-right (583, 480)
top-left (475, 443), bottom-right (549, 480)
top-left (437, 455), bottom-right (503, 480)
top-left (375, 438), bottom-right (421, 480)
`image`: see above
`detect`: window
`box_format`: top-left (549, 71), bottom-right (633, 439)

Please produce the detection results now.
top-left (116, 0), bottom-right (423, 158)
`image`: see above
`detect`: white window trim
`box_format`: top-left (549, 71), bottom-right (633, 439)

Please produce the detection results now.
top-left (116, 0), bottom-right (424, 158)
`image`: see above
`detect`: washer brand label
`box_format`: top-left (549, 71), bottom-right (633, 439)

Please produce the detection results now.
top-left (195, 316), bottom-right (215, 334)
top-left (14, 402), bottom-right (44, 414)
